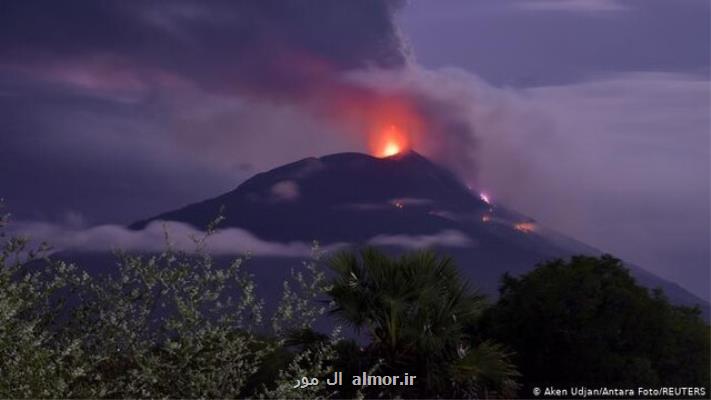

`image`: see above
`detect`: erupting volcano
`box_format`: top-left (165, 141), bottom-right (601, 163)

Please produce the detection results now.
top-left (123, 150), bottom-right (708, 319)
top-left (371, 124), bottom-right (410, 158)
top-left (382, 141), bottom-right (402, 157)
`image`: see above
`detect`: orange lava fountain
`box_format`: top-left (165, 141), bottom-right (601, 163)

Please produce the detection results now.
top-left (371, 124), bottom-right (410, 158)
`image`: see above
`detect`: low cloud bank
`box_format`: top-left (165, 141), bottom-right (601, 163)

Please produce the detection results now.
top-left (368, 229), bottom-right (473, 249)
top-left (10, 221), bottom-right (474, 257)
top-left (10, 220), bottom-right (327, 257)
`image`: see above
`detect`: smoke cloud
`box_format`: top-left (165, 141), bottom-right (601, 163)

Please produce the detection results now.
top-left (0, 0), bottom-right (489, 190)
top-left (1, 0), bottom-right (707, 299)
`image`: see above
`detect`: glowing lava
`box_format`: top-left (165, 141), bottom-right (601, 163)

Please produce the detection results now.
top-left (514, 222), bottom-right (537, 233)
top-left (371, 124), bottom-right (410, 158)
top-left (383, 141), bottom-right (401, 157)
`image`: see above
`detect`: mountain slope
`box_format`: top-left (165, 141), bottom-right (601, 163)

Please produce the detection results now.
top-left (131, 151), bottom-right (483, 242)
top-left (129, 151), bottom-right (708, 316)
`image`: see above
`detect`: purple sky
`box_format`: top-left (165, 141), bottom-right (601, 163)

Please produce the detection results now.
top-left (0, 0), bottom-right (708, 299)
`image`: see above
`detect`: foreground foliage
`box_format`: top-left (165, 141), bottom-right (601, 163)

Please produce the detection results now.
top-left (328, 249), bottom-right (519, 398)
top-left (2, 203), bottom-right (708, 398)
top-left (0, 208), bottom-right (338, 398)
top-left (480, 255), bottom-right (711, 393)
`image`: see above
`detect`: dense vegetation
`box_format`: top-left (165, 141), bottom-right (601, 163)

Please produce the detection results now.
top-left (326, 249), bottom-right (518, 398)
top-left (1, 206), bottom-right (708, 398)
top-left (478, 255), bottom-right (710, 393)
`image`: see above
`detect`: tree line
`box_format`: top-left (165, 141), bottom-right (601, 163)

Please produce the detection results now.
top-left (1, 208), bottom-right (708, 398)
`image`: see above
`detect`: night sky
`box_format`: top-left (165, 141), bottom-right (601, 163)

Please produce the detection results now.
top-left (1, 0), bottom-right (709, 299)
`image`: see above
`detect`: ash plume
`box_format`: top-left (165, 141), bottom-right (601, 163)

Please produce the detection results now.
top-left (0, 0), bottom-right (487, 185)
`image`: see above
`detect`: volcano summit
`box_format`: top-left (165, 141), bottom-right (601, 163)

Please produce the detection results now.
top-left (128, 151), bottom-right (708, 316)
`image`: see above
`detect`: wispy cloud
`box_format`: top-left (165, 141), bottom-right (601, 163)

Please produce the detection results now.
top-left (10, 220), bottom-right (344, 257)
top-left (484, 71), bottom-right (709, 298)
top-left (10, 219), bottom-right (476, 256)
top-left (515, 0), bottom-right (628, 13)
top-left (368, 230), bottom-right (473, 249)
top-left (270, 180), bottom-right (301, 202)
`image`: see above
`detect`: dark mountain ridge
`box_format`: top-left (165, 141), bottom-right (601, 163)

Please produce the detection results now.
top-left (127, 150), bottom-right (708, 317)
top-left (131, 151), bottom-right (485, 242)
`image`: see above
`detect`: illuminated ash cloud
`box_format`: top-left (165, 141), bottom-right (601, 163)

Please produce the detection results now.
top-left (0, 0), bottom-right (408, 96)
top-left (0, 0), bottom-right (504, 226)
top-left (0, 0), bottom-right (487, 177)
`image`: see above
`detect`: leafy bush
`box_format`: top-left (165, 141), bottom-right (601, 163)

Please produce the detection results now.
top-left (0, 207), bottom-right (339, 398)
top-left (480, 255), bottom-right (711, 392)
top-left (7, 201), bottom-right (704, 399)
top-left (327, 248), bottom-right (520, 398)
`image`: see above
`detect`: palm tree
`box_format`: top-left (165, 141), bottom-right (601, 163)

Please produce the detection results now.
top-left (327, 248), bottom-right (519, 398)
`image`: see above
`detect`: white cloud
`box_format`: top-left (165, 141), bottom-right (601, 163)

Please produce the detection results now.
top-left (336, 202), bottom-right (389, 211)
top-left (481, 71), bottom-right (709, 294)
top-left (10, 220), bottom-right (344, 257)
top-left (390, 197), bottom-right (434, 206)
top-left (11, 220), bottom-right (474, 256)
top-left (270, 180), bottom-right (300, 202)
top-left (515, 0), bottom-right (628, 13)
top-left (368, 230), bottom-right (473, 249)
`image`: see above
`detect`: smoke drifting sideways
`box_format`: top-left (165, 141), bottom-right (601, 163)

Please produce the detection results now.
top-left (0, 0), bottom-right (490, 187)
top-left (2, 1), bottom-right (708, 299)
